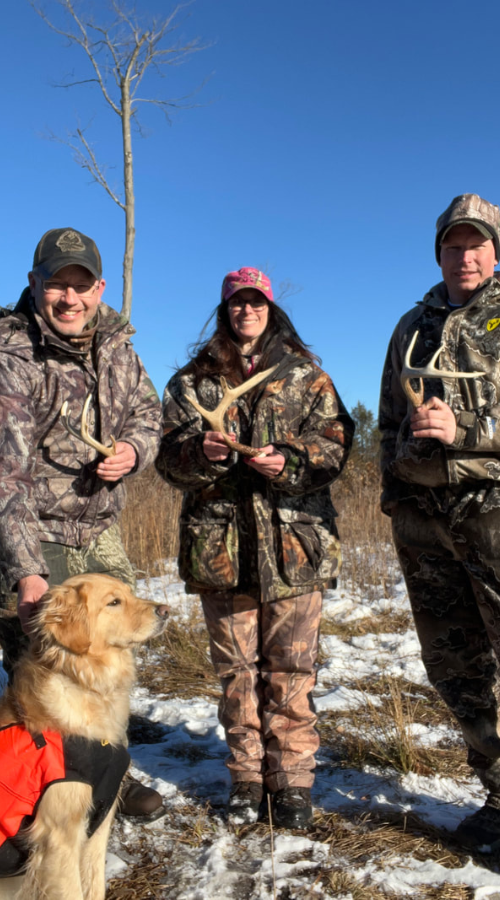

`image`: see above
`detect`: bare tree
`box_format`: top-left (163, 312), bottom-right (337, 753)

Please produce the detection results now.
top-left (30, 0), bottom-right (203, 320)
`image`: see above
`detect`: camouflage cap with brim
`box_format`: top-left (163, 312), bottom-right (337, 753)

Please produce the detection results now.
top-left (32, 228), bottom-right (102, 280)
top-left (435, 194), bottom-right (500, 263)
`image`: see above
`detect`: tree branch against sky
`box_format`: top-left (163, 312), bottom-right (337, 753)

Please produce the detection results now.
top-left (29, 0), bottom-right (204, 320)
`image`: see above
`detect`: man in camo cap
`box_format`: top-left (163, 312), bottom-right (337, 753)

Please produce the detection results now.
top-left (0, 227), bottom-right (163, 819)
top-left (379, 194), bottom-right (500, 850)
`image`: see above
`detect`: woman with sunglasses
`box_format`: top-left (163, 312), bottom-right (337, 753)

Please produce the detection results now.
top-left (156, 268), bottom-right (353, 828)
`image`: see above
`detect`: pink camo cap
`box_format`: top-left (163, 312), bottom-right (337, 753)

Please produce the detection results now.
top-left (221, 267), bottom-right (274, 303)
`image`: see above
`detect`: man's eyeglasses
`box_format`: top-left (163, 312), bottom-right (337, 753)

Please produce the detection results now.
top-left (41, 280), bottom-right (99, 298)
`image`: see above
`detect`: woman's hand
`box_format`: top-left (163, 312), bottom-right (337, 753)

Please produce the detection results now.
top-left (410, 397), bottom-right (457, 445)
top-left (203, 431), bottom-right (235, 461)
top-left (245, 445), bottom-right (286, 477)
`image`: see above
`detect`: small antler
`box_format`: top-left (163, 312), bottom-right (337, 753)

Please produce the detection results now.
top-left (186, 365), bottom-right (279, 457)
top-left (401, 330), bottom-right (485, 407)
top-left (60, 394), bottom-right (117, 458)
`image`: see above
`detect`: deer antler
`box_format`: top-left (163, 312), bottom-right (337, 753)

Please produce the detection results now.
top-left (401, 330), bottom-right (485, 408)
top-left (186, 364), bottom-right (279, 457)
top-left (60, 394), bottom-right (117, 458)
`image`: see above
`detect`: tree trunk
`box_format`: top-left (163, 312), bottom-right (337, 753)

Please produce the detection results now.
top-left (120, 80), bottom-right (135, 321)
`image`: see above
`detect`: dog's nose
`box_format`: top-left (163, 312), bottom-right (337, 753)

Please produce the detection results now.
top-left (155, 605), bottom-right (169, 620)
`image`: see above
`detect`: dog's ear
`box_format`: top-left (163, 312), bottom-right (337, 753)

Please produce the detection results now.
top-left (40, 586), bottom-right (91, 655)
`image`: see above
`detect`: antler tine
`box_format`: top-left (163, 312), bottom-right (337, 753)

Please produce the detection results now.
top-left (60, 394), bottom-right (117, 458)
top-left (186, 364), bottom-right (279, 457)
top-left (401, 330), bottom-right (485, 408)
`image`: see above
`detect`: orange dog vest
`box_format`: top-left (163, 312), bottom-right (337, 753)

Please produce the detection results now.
top-left (0, 723), bottom-right (130, 877)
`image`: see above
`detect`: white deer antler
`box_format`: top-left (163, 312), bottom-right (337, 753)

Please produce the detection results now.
top-left (401, 330), bottom-right (485, 408)
top-left (186, 365), bottom-right (279, 457)
top-left (60, 394), bottom-right (116, 458)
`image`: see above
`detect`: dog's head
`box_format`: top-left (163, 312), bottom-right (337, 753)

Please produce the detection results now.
top-left (32, 574), bottom-right (168, 656)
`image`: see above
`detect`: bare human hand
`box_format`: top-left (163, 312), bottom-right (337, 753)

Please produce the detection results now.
top-left (411, 396), bottom-right (457, 445)
top-left (244, 445), bottom-right (286, 477)
top-left (203, 431), bottom-right (235, 461)
top-left (17, 574), bottom-right (49, 633)
top-left (96, 441), bottom-right (137, 482)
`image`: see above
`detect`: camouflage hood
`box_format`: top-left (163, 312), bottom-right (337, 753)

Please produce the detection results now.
top-left (0, 293), bottom-right (161, 589)
top-left (156, 351), bottom-right (354, 601)
top-left (379, 275), bottom-right (500, 509)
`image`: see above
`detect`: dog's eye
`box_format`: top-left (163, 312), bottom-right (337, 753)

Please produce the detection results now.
top-left (107, 598), bottom-right (122, 607)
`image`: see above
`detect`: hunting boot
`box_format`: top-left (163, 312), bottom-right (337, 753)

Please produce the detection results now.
top-left (119, 776), bottom-right (165, 822)
top-left (455, 752), bottom-right (500, 852)
top-left (227, 782), bottom-right (264, 824)
top-left (271, 787), bottom-right (313, 829)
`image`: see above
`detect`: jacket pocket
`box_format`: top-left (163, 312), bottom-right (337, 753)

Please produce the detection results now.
top-left (276, 507), bottom-right (341, 587)
top-left (179, 502), bottom-right (239, 590)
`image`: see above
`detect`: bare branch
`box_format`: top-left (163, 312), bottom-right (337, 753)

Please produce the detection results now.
top-left (53, 78), bottom-right (101, 88)
top-left (29, 0), bottom-right (122, 115)
top-left (76, 128), bottom-right (125, 209)
top-left (44, 125), bottom-right (125, 210)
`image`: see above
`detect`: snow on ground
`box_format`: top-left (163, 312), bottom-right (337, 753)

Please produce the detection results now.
top-left (3, 566), bottom-right (500, 897)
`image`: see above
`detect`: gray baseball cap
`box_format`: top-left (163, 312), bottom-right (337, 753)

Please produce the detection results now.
top-left (32, 228), bottom-right (102, 279)
top-left (435, 194), bottom-right (500, 263)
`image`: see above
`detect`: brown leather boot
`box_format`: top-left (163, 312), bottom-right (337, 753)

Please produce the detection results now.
top-left (119, 778), bottom-right (165, 821)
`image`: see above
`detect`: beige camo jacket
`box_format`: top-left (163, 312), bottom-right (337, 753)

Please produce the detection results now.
top-left (0, 293), bottom-right (161, 589)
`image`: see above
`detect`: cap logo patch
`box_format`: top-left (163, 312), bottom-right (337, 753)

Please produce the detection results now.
top-left (55, 230), bottom-right (86, 254)
top-left (487, 318), bottom-right (500, 332)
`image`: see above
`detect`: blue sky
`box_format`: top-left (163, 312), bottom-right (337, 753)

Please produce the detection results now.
top-left (2, 0), bottom-right (499, 414)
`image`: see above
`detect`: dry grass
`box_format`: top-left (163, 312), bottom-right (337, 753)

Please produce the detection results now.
top-left (318, 676), bottom-right (467, 779)
top-left (137, 616), bottom-right (220, 700)
top-left (320, 608), bottom-right (412, 642)
top-left (121, 468), bottom-right (182, 577)
top-left (303, 812), bottom-right (477, 899)
top-left (332, 460), bottom-right (399, 600)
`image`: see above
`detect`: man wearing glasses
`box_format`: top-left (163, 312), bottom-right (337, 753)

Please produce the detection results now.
top-left (0, 228), bottom-right (163, 819)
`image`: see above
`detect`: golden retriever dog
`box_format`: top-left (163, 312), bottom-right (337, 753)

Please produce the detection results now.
top-left (0, 574), bottom-right (168, 900)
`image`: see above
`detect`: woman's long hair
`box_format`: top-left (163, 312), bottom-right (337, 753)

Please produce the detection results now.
top-left (183, 300), bottom-right (319, 387)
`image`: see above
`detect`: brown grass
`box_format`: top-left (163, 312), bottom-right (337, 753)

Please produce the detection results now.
top-left (332, 460), bottom-right (399, 599)
top-left (318, 676), bottom-right (467, 779)
top-left (120, 468), bottom-right (182, 577)
top-left (137, 617), bottom-right (220, 700)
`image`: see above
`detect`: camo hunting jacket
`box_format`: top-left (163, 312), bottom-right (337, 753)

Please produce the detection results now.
top-left (0, 292), bottom-right (161, 589)
top-left (379, 276), bottom-right (500, 511)
top-left (156, 352), bottom-right (354, 601)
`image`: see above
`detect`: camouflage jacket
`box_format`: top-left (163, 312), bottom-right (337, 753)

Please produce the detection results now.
top-left (156, 351), bottom-right (354, 601)
top-left (379, 276), bottom-right (500, 512)
top-left (0, 292), bottom-right (161, 589)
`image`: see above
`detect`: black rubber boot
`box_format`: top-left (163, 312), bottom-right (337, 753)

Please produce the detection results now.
top-left (271, 787), bottom-right (313, 829)
top-left (227, 782), bottom-right (264, 824)
top-left (455, 795), bottom-right (500, 853)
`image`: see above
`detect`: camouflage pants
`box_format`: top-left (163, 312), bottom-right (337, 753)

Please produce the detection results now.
top-left (392, 498), bottom-right (500, 792)
top-left (0, 523), bottom-right (135, 677)
top-left (200, 590), bottom-right (322, 793)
